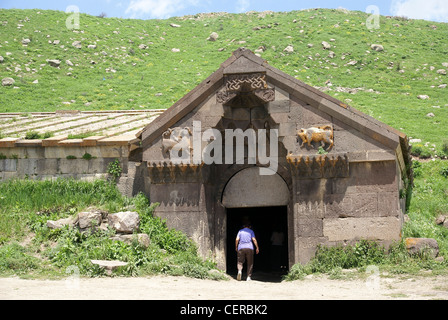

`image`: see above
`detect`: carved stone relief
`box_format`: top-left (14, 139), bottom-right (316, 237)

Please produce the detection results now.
top-left (297, 125), bottom-right (334, 151)
top-left (217, 73), bottom-right (275, 106)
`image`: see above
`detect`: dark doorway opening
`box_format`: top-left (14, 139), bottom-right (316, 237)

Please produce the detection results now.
top-left (226, 206), bottom-right (288, 282)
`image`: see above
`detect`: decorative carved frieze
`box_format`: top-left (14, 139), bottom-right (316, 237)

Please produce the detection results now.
top-left (147, 161), bottom-right (205, 184)
top-left (287, 154), bottom-right (349, 179)
top-left (217, 73), bottom-right (275, 106)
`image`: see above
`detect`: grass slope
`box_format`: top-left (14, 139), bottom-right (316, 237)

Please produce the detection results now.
top-left (1, 8), bottom-right (448, 155)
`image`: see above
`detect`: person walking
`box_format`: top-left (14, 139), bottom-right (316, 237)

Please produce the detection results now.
top-left (235, 222), bottom-right (259, 281)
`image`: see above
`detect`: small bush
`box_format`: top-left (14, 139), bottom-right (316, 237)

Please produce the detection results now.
top-left (107, 159), bottom-right (122, 179)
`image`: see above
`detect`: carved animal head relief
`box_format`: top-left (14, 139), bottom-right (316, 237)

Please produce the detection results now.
top-left (162, 127), bottom-right (193, 160)
top-left (297, 125), bottom-right (334, 151)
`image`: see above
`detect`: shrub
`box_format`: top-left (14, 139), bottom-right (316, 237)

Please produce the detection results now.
top-left (107, 159), bottom-right (122, 179)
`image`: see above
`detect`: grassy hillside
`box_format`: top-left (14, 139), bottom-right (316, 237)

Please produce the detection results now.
top-left (1, 8), bottom-right (448, 279)
top-left (1, 8), bottom-right (448, 156)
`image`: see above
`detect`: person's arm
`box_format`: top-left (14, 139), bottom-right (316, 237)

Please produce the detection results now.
top-left (235, 236), bottom-right (239, 252)
top-left (252, 237), bottom-right (260, 254)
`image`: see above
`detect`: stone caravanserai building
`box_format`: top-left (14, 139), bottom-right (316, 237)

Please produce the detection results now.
top-left (135, 48), bottom-right (412, 272)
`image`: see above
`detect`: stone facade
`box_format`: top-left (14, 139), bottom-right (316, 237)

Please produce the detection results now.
top-left (139, 48), bottom-right (412, 270)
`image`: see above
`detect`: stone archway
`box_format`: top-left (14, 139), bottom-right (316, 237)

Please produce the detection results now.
top-left (222, 167), bottom-right (289, 208)
top-left (222, 167), bottom-right (290, 278)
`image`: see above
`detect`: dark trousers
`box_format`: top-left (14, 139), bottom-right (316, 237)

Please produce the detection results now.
top-left (237, 248), bottom-right (254, 277)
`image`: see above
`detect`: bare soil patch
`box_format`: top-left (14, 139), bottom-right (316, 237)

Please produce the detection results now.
top-left (1, 273), bottom-right (447, 300)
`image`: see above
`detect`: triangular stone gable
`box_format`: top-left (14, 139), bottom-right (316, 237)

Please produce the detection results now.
top-left (140, 48), bottom-right (411, 180)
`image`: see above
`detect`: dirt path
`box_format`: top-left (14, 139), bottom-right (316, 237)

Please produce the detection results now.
top-left (1, 273), bottom-right (447, 300)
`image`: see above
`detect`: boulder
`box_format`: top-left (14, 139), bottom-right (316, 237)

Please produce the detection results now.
top-left (48, 59), bottom-right (61, 67)
top-left (283, 45), bottom-right (294, 53)
top-left (405, 238), bottom-right (439, 258)
top-left (78, 211), bottom-right (102, 229)
top-left (47, 217), bottom-right (76, 230)
top-left (435, 215), bottom-right (446, 225)
top-left (207, 32), bottom-right (219, 41)
top-left (2, 77), bottom-right (15, 86)
top-left (110, 234), bottom-right (150, 248)
top-left (91, 260), bottom-right (128, 275)
top-left (322, 41), bottom-right (331, 50)
top-left (72, 41), bottom-right (82, 49)
top-left (108, 211), bottom-right (140, 234)
top-left (371, 44), bottom-right (384, 52)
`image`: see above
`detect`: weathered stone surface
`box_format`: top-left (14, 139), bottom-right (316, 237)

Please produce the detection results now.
top-left (2, 77), bottom-right (15, 86)
top-left (78, 211), bottom-right (102, 229)
top-left (323, 217), bottom-right (401, 242)
top-left (46, 217), bottom-right (76, 229)
top-left (90, 260), bottom-right (128, 275)
top-left (371, 44), bottom-right (384, 52)
top-left (405, 238), bottom-right (439, 258)
top-left (107, 211), bottom-right (140, 234)
top-left (48, 59), bottom-right (61, 67)
top-left (110, 233), bottom-right (150, 248)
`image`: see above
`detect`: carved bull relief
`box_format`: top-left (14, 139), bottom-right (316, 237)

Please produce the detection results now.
top-left (297, 125), bottom-right (334, 151)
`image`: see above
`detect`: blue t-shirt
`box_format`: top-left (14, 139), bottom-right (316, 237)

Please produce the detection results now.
top-left (237, 228), bottom-right (255, 250)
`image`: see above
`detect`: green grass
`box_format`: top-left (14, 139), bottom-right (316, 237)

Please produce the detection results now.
top-left (1, 8), bottom-right (448, 156)
top-left (0, 179), bottom-right (225, 279)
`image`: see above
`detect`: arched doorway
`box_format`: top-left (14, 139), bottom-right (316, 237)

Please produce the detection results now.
top-left (222, 167), bottom-right (290, 280)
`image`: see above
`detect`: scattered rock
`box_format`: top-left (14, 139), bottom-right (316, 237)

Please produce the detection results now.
top-left (417, 95), bottom-right (429, 100)
top-left (1, 77), bottom-right (15, 86)
top-left (405, 238), bottom-right (439, 258)
top-left (435, 215), bottom-right (447, 225)
top-left (171, 48), bottom-right (180, 53)
top-left (437, 69), bottom-right (447, 75)
top-left (442, 62), bottom-right (448, 68)
top-left (207, 32), bottom-right (219, 41)
top-left (22, 38), bottom-right (31, 45)
top-left (48, 59), bottom-right (61, 67)
top-left (90, 260), bottom-right (128, 275)
top-left (170, 23), bottom-right (181, 28)
top-left (322, 41), bottom-right (331, 50)
top-left (284, 45), bottom-right (294, 53)
top-left (138, 44), bottom-right (148, 50)
top-left (66, 60), bottom-right (74, 66)
top-left (307, 43), bottom-right (314, 48)
top-left (409, 139), bottom-right (422, 144)
top-left (87, 44), bottom-right (97, 49)
top-left (72, 41), bottom-right (82, 49)
top-left (439, 84), bottom-right (447, 89)
top-left (107, 211), bottom-right (140, 234)
top-left (347, 60), bottom-right (358, 66)
top-left (78, 211), bottom-right (103, 229)
top-left (371, 44), bottom-right (384, 52)
top-left (32, 80), bottom-right (38, 84)
top-left (0, 56), bottom-right (3, 63)
top-left (426, 113), bottom-right (435, 118)
top-left (53, 40), bottom-right (60, 45)
top-left (46, 217), bottom-right (77, 230)
top-left (328, 51), bottom-right (336, 59)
